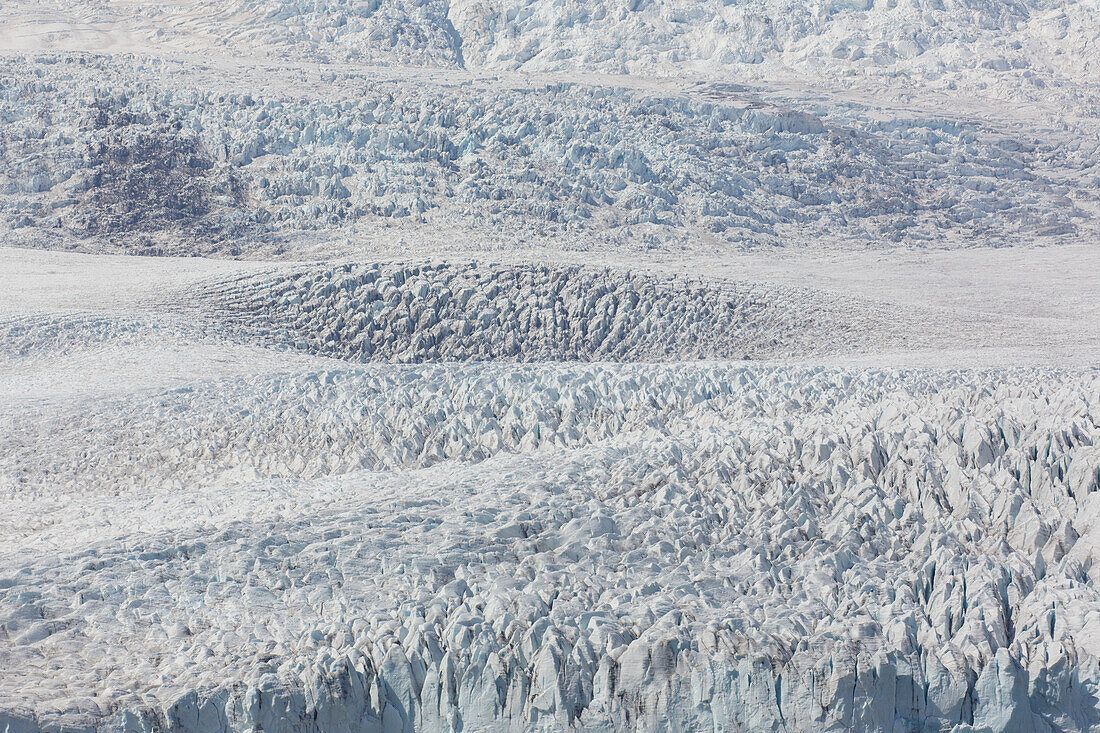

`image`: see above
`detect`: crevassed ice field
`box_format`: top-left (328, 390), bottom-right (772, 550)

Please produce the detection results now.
top-left (2, 1), bottom-right (1100, 731)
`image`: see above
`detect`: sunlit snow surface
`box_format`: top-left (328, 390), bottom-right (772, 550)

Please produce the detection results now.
top-left (3, 1), bottom-right (1100, 731)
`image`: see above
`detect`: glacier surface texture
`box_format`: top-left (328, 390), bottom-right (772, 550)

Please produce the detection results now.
top-left (2, 0), bottom-right (1100, 731)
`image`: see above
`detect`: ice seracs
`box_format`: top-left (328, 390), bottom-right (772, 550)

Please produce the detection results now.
top-left (3, 0), bottom-right (1100, 729)
top-left (2, 54), bottom-right (1096, 256)
top-left (3, 363), bottom-right (1100, 731)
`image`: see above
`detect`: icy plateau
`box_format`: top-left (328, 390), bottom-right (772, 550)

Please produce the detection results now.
top-left (2, 1), bottom-right (1100, 731)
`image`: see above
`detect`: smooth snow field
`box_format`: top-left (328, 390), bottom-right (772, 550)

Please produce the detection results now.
top-left (2, 2), bottom-right (1100, 732)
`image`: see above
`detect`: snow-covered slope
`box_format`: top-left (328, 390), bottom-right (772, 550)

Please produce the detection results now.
top-left (5, 0), bottom-right (1100, 88)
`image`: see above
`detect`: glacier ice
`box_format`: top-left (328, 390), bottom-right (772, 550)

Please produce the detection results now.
top-left (3, 361), bottom-right (1100, 730)
top-left (3, 0), bottom-right (1100, 729)
top-left (1, 53), bottom-right (1097, 256)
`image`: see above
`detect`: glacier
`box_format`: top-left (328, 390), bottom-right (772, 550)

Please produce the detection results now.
top-left (2, 0), bottom-right (1100, 731)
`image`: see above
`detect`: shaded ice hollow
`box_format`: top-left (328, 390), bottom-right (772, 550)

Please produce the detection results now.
top-left (2, 1), bottom-right (1100, 732)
